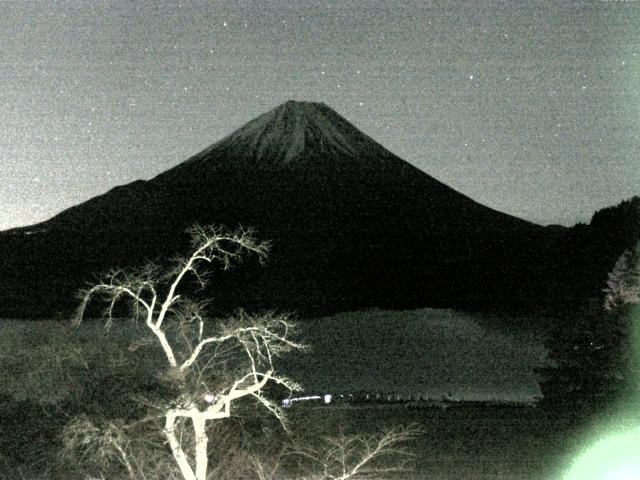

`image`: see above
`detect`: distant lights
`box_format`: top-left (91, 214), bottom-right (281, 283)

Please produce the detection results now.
top-left (281, 393), bottom-right (332, 408)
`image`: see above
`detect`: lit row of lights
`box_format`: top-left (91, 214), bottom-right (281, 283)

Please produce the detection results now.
top-left (281, 393), bottom-right (332, 408)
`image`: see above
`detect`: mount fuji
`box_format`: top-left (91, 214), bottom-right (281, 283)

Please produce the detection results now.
top-left (0, 101), bottom-right (634, 318)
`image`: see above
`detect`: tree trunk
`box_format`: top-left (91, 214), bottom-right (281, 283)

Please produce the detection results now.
top-left (193, 416), bottom-right (209, 480)
top-left (165, 413), bottom-right (198, 480)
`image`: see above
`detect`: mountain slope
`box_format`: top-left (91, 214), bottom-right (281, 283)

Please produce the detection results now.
top-left (0, 101), bottom-right (630, 318)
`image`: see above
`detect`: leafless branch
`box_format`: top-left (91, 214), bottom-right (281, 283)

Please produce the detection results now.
top-left (293, 426), bottom-right (422, 480)
top-left (70, 224), bottom-right (301, 480)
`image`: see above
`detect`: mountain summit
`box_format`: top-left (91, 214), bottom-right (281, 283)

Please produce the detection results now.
top-left (2, 100), bottom-right (628, 318)
top-left (152, 100), bottom-right (528, 231)
top-left (155, 100), bottom-right (419, 190)
top-left (174, 100), bottom-right (393, 170)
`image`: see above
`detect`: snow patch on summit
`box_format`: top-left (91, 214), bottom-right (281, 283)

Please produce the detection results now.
top-left (221, 101), bottom-right (357, 163)
top-left (186, 100), bottom-right (393, 170)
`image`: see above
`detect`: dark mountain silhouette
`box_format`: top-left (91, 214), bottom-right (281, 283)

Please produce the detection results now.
top-left (0, 101), bottom-right (637, 318)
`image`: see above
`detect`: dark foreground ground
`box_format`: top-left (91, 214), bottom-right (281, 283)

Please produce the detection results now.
top-left (287, 403), bottom-right (591, 480)
top-left (0, 398), bottom-right (612, 479)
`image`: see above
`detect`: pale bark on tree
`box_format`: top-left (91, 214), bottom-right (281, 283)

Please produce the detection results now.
top-left (74, 224), bottom-right (303, 480)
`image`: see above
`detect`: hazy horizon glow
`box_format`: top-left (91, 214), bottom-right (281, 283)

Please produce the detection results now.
top-left (1, 0), bottom-right (639, 230)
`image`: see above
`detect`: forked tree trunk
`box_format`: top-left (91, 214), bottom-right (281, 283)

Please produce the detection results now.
top-left (164, 412), bottom-right (214, 480)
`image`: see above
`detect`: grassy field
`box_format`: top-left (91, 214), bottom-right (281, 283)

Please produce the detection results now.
top-left (285, 403), bottom-right (588, 480)
top-left (0, 313), bottom-right (578, 479)
top-left (0, 309), bottom-right (549, 405)
top-left (0, 396), bottom-right (614, 479)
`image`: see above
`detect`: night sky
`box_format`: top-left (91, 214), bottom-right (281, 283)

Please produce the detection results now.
top-left (1, 0), bottom-right (638, 231)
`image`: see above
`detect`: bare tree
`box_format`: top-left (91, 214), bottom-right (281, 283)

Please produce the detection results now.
top-left (298, 427), bottom-right (420, 480)
top-left (246, 426), bottom-right (421, 480)
top-left (73, 225), bottom-right (304, 480)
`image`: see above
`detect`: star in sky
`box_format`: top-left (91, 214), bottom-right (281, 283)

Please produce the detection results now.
top-left (0, 0), bottom-right (638, 231)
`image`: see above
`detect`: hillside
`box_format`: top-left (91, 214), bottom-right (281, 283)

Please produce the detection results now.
top-left (0, 102), bottom-right (636, 318)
